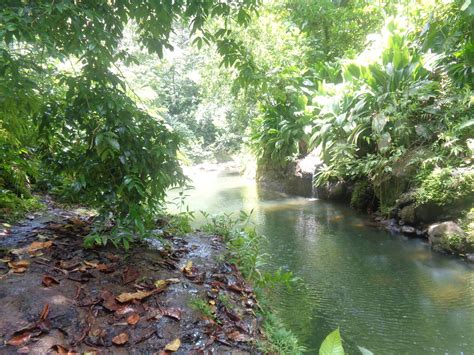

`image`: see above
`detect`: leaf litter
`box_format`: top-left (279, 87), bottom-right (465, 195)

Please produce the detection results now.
top-left (0, 202), bottom-right (261, 353)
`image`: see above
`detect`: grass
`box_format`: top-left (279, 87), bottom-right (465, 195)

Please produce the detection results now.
top-left (189, 296), bottom-right (217, 321)
top-left (199, 210), bottom-right (305, 353)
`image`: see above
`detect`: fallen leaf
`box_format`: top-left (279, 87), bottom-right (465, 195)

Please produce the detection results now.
top-left (96, 263), bottom-right (115, 273)
top-left (227, 330), bottom-right (251, 342)
top-left (58, 260), bottom-right (80, 270)
top-left (7, 332), bottom-right (33, 346)
top-left (27, 241), bottom-right (53, 254)
top-left (164, 338), bottom-right (181, 352)
top-left (83, 260), bottom-right (98, 268)
top-left (39, 304), bottom-right (49, 321)
top-left (116, 290), bottom-right (154, 303)
top-left (162, 308), bottom-right (182, 321)
top-left (42, 275), bottom-right (60, 287)
top-left (8, 260), bottom-right (30, 273)
top-left (105, 253), bottom-right (120, 262)
top-left (126, 313), bottom-right (140, 325)
top-left (122, 266), bottom-right (140, 284)
top-left (166, 278), bottom-right (180, 283)
top-left (112, 332), bottom-right (129, 345)
top-left (49, 344), bottom-right (77, 355)
top-left (101, 290), bottom-right (119, 311)
top-left (115, 305), bottom-right (135, 315)
top-left (182, 260), bottom-right (193, 274)
top-left (228, 284), bottom-right (244, 293)
top-left (154, 279), bottom-right (168, 288)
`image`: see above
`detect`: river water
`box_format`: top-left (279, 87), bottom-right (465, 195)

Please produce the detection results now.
top-left (169, 168), bottom-right (474, 354)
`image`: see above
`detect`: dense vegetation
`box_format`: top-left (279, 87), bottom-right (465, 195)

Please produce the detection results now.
top-left (1, 1), bottom-right (473, 240)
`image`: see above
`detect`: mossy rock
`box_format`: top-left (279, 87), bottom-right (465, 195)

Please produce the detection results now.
top-left (399, 204), bottom-right (416, 224)
top-left (428, 221), bottom-right (474, 255)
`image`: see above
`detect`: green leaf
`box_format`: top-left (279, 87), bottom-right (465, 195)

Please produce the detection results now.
top-left (319, 328), bottom-right (345, 355)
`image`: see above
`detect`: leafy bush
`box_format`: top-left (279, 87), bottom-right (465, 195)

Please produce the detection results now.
top-left (415, 168), bottom-right (474, 206)
top-left (0, 190), bottom-right (42, 223)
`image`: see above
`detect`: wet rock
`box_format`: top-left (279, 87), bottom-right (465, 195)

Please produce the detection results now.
top-left (401, 226), bottom-right (416, 235)
top-left (466, 254), bottom-right (474, 263)
top-left (316, 181), bottom-right (351, 202)
top-left (427, 221), bottom-right (472, 254)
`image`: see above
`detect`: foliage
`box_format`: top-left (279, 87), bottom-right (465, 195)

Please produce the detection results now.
top-left (189, 296), bottom-right (217, 321)
top-left (258, 313), bottom-right (307, 354)
top-left (350, 181), bottom-right (376, 211)
top-left (319, 328), bottom-right (345, 355)
top-left (0, 189), bottom-right (42, 223)
top-left (0, 0), bottom-right (260, 241)
top-left (415, 168), bottom-right (474, 206)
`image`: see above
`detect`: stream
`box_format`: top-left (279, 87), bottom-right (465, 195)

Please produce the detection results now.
top-left (169, 167), bottom-right (474, 354)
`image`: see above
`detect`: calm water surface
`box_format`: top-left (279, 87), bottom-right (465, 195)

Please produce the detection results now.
top-left (170, 169), bottom-right (474, 354)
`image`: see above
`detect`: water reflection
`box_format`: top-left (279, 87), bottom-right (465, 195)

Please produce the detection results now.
top-left (168, 170), bottom-right (474, 353)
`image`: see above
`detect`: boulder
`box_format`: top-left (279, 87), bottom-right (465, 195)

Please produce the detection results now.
top-left (427, 221), bottom-right (472, 254)
top-left (399, 205), bottom-right (416, 224)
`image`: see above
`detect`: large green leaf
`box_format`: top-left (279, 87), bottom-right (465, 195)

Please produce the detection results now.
top-left (319, 328), bottom-right (345, 355)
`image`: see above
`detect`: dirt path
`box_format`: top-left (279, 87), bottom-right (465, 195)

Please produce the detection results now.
top-left (0, 202), bottom-right (261, 353)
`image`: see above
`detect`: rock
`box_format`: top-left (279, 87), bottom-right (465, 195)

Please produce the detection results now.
top-left (401, 226), bottom-right (416, 234)
top-left (399, 205), bottom-right (416, 224)
top-left (316, 181), bottom-right (350, 201)
top-left (427, 221), bottom-right (472, 254)
top-left (466, 254), bottom-right (474, 263)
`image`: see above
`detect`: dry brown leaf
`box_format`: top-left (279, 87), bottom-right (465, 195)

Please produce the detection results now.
top-left (164, 338), bottom-right (181, 352)
top-left (105, 253), bottom-right (120, 262)
top-left (126, 313), bottom-right (140, 325)
top-left (58, 260), bottom-right (80, 270)
top-left (162, 308), bottom-right (182, 321)
top-left (112, 332), bottom-right (129, 345)
top-left (100, 290), bottom-right (119, 311)
top-left (27, 240), bottom-right (53, 254)
top-left (42, 275), bottom-right (60, 287)
top-left (83, 260), bottom-right (98, 268)
top-left (39, 304), bottom-right (49, 321)
top-left (96, 263), bottom-right (115, 273)
top-left (8, 260), bottom-right (30, 273)
top-left (227, 330), bottom-right (251, 342)
top-left (166, 278), bottom-right (180, 283)
top-left (50, 344), bottom-right (77, 355)
top-left (122, 266), bottom-right (140, 284)
top-left (116, 290), bottom-right (154, 303)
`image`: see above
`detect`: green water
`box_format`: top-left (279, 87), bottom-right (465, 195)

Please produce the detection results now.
top-left (171, 169), bottom-right (474, 354)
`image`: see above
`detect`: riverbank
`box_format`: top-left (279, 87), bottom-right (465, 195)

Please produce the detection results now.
top-left (256, 159), bottom-right (474, 262)
top-left (0, 199), bottom-right (266, 353)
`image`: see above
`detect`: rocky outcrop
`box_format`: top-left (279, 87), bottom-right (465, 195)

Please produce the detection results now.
top-left (256, 151), bottom-right (321, 197)
top-left (427, 221), bottom-right (473, 255)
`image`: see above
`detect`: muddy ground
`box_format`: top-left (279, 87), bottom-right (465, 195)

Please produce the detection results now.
top-left (0, 202), bottom-right (262, 354)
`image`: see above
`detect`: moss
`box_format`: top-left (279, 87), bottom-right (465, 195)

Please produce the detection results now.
top-left (350, 180), bottom-right (376, 211)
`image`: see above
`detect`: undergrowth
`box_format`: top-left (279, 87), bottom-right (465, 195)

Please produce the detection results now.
top-left (200, 209), bottom-right (304, 353)
top-left (0, 190), bottom-right (43, 223)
